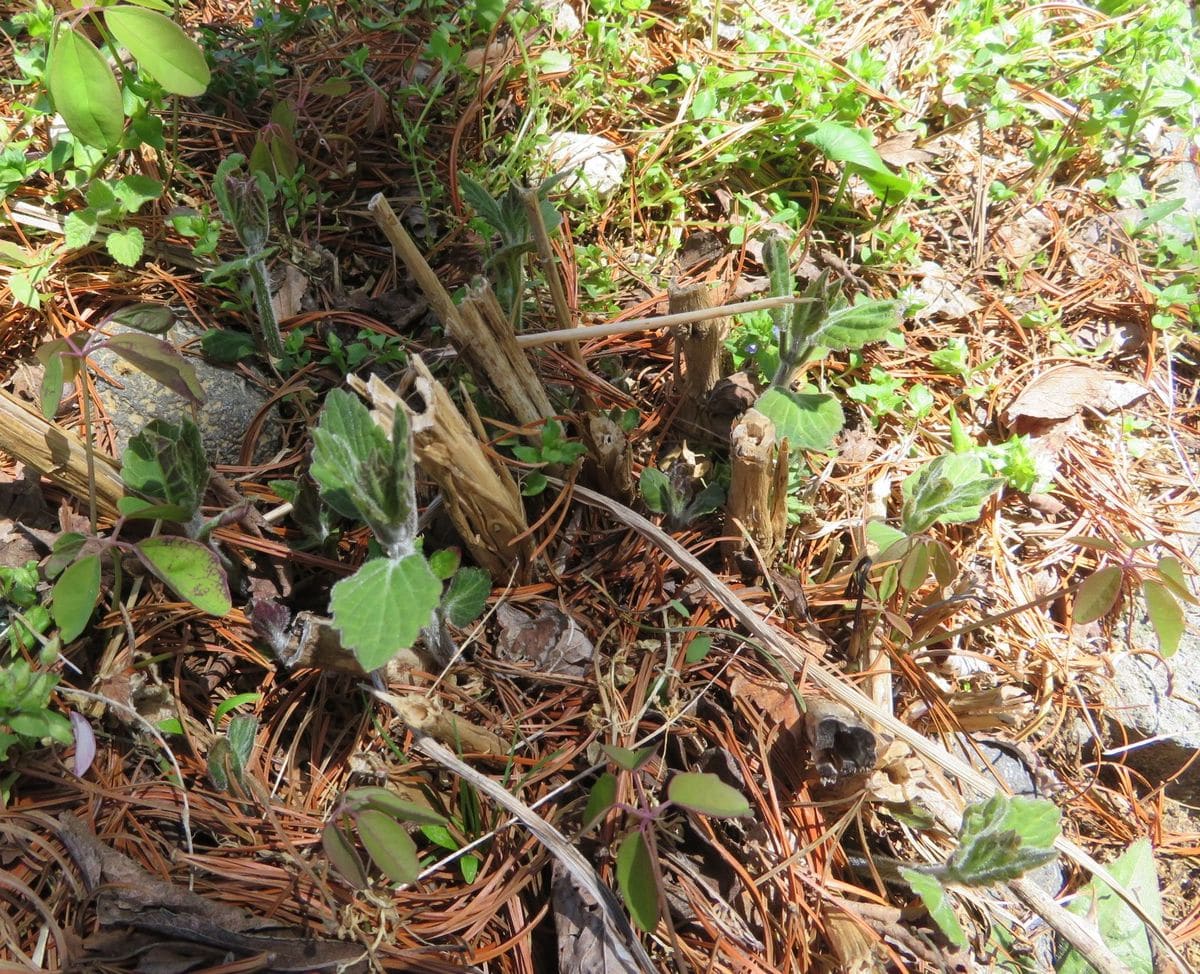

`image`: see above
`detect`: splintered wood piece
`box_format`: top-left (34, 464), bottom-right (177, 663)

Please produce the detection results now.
top-left (348, 363), bottom-right (531, 577)
top-left (668, 280), bottom-right (729, 422)
top-left (0, 387), bottom-right (124, 518)
top-left (725, 408), bottom-right (786, 568)
top-left (581, 412), bottom-right (633, 502)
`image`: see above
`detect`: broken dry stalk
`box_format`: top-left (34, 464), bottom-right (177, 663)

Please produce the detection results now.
top-left (725, 409), bottom-right (788, 569)
top-left (669, 280), bottom-right (729, 421)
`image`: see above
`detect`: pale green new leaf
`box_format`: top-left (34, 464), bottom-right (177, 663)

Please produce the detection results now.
top-left (103, 5), bottom-right (211, 96)
top-left (1059, 838), bottom-right (1159, 974)
top-left (329, 555), bottom-right (442, 671)
top-left (134, 536), bottom-right (232, 616)
top-left (668, 772), bottom-right (751, 818)
top-left (52, 553), bottom-right (101, 642)
top-left (754, 387), bottom-right (843, 451)
top-left (106, 227), bottom-right (145, 266)
top-left (899, 867), bottom-right (966, 948)
top-left (1074, 565), bottom-right (1124, 625)
top-left (638, 467), bottom-right (674, 515)
top-left (1154, 556), bottom-right (1198, 606)
top-left (47, 27), bottom-right (123, 149)
top-left (441, 567), bottom-right (491, 627)
top-left (901, 454), bottom-right (1003, 534)
top-left (310, 388), bottom-right (390, 520)
top-left (616, 831), bottom-right (659, 932)
top-left (1142, 579), bottom-right (1184, 657)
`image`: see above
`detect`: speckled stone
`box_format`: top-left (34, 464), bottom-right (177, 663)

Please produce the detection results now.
top-left (90, 321), bottom-right (282, 468)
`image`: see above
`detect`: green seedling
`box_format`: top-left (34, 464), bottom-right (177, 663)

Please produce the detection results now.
top-left (307, 389), bottom-right (490, 671)
top-left (900, 793), bottom-right (1060, 948)
top-left (508, 418), bottom-right (588, 497)
top-left (323, 785), bottom-right (448, 888)
top-left (207, 714), bottom-right (258, 793)
top-left (585, 745), bottom-right (752, 933)
top-left (638, 466), bottom-right (725, 530)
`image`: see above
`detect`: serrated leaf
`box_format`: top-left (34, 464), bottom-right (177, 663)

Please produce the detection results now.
top-left (310, 388), bottom-right (391, 520)
top-left (429, 548), bottom-right (461, 580)
top-left (121, 417), bottom-right (208, 515)
top-left (639, 467), bottom-right (674, 515)
top-left (323, 820), bottom-right (368, 888)
top-left (899, 867), bottom-right (966, 948)
top-left (106, 226), bottom-right (144, 266)
top-left (441, 567), bottom-right (491, 627)
top-left (601, 744), bottom-right (656, 772)
top-left (112, 174), bottom-right (163, 212)
top-left (356, 808), bottom-right (420, 885)
top-left (47, 27), bottom-right (123, 149)
top-left (344, 786), bottom-right (447, 826)
top-left (329, 555), bottom-right (442, 671)
top-left (583, 772), bottom-right (617, 830)
top-left (104, 333), bottom-right (204, 404)
top-left (51, 553), bottom-right (101, 642)
top-left (1059, 838), bottom-right (1159, 974)
top-left (668, 772), bottom-right (751, 818)
top-left (1074, 565), bottom-right (1124, 625)
top-left (63, 210), bottom-right (98, 249)
top-left (809, 299), bottom-right (902, 351)
top-left (134, 536), bottom-right (232, 616)
top-left (754, 387), bottom-right (844, 451)
top-left (616, 831), bottom-right (659, 932)
top-left (1142, 579), bottom-right (1185, 657)
top-left (103, 5), bottom-right (211, 96)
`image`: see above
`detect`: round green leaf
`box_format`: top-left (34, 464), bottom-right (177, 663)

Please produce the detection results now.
top-left (134, 536), bottom-right (232, 616)
top-left (1074, 565), bottom-right (1124, 625)
top-left (1142, 579), bottom-right (1185, 657)
top-left (667, 772), bottom-right (752, 818)
top-left (47, 27), bottom-right (124, 149)
top-left (615, 831), bottom-right (658, 933)
top-left (356, 808), bottom-right (419, 886)
top-left (329, 555), bottom-right (442, 671)
top-left (52, 553), bottom-right (102, 642)
top-left (103, 6), bottom-right (211, 96)
top-left (754, 387), bottom-right (844, 451)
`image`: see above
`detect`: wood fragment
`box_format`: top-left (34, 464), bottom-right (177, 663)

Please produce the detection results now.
top-left (581, 412), bottom-right (633, 502)
top-left (668, 280), bottom-right (729, 422)
top-left (0, 387), bottom-right (124, 518)
top-left (348, 364), bottom-right (531, 578)
top-left (725, 408), bottom-right (787, 568)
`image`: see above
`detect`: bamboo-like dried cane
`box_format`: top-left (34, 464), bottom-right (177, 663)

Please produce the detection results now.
top-left (668, 280), bottom-right (730, 422)
top-left (725, 408), bottom-right (788, 569)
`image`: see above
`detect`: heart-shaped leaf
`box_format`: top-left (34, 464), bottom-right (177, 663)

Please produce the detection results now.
top-left (754, 387), bottom-right (844, 451)
top-left (329, 555), bottom-right (442, 671)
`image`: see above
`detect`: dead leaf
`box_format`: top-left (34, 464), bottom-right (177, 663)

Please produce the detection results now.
top-left (729, 673), bottom-right (801, 728)
top-left (1004, 364), bottom-right (1148, 428)
top-left (910, 260), bottom-right (982, 320)
top-left (875, 132), bottom-right (935, 168)
top-left (494, 602), bottom-right (594, 677)
top-left (551, 861), bottom-right (642, 974)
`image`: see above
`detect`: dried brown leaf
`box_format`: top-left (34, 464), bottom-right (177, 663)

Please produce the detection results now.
top-left (1004, 364), bottom-right (1148, 427)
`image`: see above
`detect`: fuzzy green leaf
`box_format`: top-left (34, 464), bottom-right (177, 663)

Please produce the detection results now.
top-left (899, 867), bottom-right (966, 947)
top-left (329, 555), bottom-right (442, 671)
top-left (356, 808), bottom-right (420, 886)
top-left (754, 387), bottom-right (844, 451)
top-left (103, 5), bottom-right (211, 96)
top-left (51, 553), bottom-right (101, 642)
top-left (105, 227), bottom-right (145, 266)
top-left (668, 773), bottom-right (751, 818)
top-left (104, 333), bottom-right (204, 405)
top-left (47, 27), bottom-right (123, 149)
top-left (901, 454), bottom-right (1003, 534)
top-left (429, 548), bottom-right (461, 580)
top-left (310, 388), bottom-right (401, 527)
top-left (946, 793), bottom-right (1060, 886)
top-left (1074, 565), bottom-right (1124, 625)
top-left (1142, 579), bottom-right (1185, 657)
top-left (64, 210), bottom-right (98, 250)
top-left (616, 831), bottom-right (659, 933)
top-left (441, 567), bottom-right (491, 627)
top-left (809, 298), bottom-right (902, 351)
top-left (121, 417), bottom-right (208, 516)
top-left (134, 536), bottom-right (232, 616)
top-left (638, 467), bottom-right (675, 516)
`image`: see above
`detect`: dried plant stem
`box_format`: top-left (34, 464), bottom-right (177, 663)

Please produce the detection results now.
top-left (668, 280), bottom-right (729, 420)
top-left (725, 409), bottom-right (788, 568)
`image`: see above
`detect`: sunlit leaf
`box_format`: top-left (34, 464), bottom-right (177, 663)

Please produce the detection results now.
top-left (668, 772), bottom-right (751, 818)
top-left (582, 772), bottom-right (617, 830)
top-left (329, 555), bottom-right (442, 671)
top-left (104, 333), bottom-right (204, 404)
top-left (899, 867), bottom-right (966, 948)
top-left (1074, 566), bottom-right (1123, 625)
top-left (616, 831), bottom-right (658, 932)
top-left (134, 536), bottom-right (232, 616)
top-left (47, 27), bottom-right (123, 149)
top-left (601, 744), bottom-right (655, 772)
top-left (104, 5), bottom-right (211, 96)
top-left (1142, 579), bottom-right (1185, 657)
top-left (754, 387), bottom-right (843, 451)
top-left (1154, 556), bottom-right (1198, 606)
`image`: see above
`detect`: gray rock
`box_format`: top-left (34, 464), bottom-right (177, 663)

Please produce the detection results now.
top-left (90, 321), bottom-right (282, 467)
